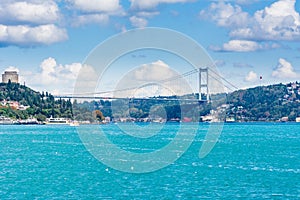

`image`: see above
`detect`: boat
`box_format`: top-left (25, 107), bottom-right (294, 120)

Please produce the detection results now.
top-left (45, 117), bottom-right (70, 125)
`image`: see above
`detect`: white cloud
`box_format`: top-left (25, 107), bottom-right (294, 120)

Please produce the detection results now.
top-left (202, 0), bottom-right (300, 42)
top-left (222, 40), bottom-right (260, 52)
top-left (130, 16), bottom-right (148, 28)
top-left (0, 24), bottom-right (67, 47)
top-left (210, 40), bottom-right (258, 52)
top-left (199, 2), bottom-right (249, 28)
top-left (0, 1), bottom-right (67, 47)
top-left (136, 11), bottom-right (160, 18)
top-left (232, 0), bottom-right (300, 41)
top-left (39, 57), bottom-right (57, 84)
top-left (115, 23), bottom-right (127, 33)
top-left (72, 14), bottom-right (109, 26)
top-left (129, 11), bottom-right (159, 28)
top-left (38, 57), bottom-right (82, 84)
top-left (4, 66), bottom-right (19, 73)
top-left (68, 0), bottom-right (122, 13)
top-left (24, 57), bottom-right (83, 94)
top-left (210, 40), bottom-right (281, 52)
top-left (130, 0), bottom-right (193, 10)
top-left (134, 60), bottom-right (176, 81)
top-left (0, 1), bottom-right (59, 25)
top-left (245, 71), bottom-right (258, 82)
top-left (67, 0), bottom-right (124, 26)
top-left (272, 58), bottom-right (299, 79)
top-left (113, 60), bottom-right (191, 97)
top-left (233, 62), bottom-right (253, 69)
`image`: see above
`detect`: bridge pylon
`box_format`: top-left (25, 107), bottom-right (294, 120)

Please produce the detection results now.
top-left (199, 68), bottom-right (209, 101)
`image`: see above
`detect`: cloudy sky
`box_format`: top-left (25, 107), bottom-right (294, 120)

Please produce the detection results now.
top-left (0, 0), bottom-right (299, 95)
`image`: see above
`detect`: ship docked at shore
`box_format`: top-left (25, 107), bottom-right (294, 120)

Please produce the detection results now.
top-left (45, 117), bottom-right (80, 126)
top-left (45, 117), bottom-right (70, 125)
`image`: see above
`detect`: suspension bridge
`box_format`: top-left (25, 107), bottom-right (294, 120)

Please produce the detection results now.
top-left (54, 68), bottom-right (238, 102)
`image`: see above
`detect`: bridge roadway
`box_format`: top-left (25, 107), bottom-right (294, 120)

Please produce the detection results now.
top-left (54, 95), bottom-right (207, 103)
top-left (52, 68), bottom-right (238, 103)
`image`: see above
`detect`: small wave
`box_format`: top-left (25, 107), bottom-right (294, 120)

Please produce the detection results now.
top-left (31, 140), bottom-right (82, 146)
top-left (202, 163), bottom-right (300, 174)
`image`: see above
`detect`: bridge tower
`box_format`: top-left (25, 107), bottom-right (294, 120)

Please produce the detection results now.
top-left (199, 68), bottom-right (209, 101)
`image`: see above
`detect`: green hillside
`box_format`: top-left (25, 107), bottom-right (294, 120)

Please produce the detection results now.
top-left (0, 82), bottom-right (72, 121)
top-left (226, 82), bottom-right (300, 121)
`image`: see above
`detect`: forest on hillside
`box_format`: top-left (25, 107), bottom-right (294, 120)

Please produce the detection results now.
top-left (0, 82), bottom-right (72, 121)
top-left (1, 81), bottom-right (299, 122)
top-left (226, 82), bottom-right (300, 121)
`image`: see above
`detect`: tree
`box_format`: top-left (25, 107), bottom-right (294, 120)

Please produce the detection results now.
top-left (93, 110), bottom-right (105, 122)
top-left (36, 114), bottom-right (46, 122)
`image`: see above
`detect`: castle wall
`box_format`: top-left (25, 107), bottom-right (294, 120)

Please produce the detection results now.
top-left (2, 71), bottom-right (19, 83)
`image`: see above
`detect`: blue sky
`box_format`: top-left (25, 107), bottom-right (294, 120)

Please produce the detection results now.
top-left (0, 0), bottom-right (299, 95)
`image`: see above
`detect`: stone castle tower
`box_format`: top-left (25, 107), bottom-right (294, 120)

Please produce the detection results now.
top-left (2, 71), bottom-right (19, 83)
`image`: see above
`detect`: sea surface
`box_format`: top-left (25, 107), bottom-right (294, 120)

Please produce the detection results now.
top-left (0, 123), bottom-right (299, 199)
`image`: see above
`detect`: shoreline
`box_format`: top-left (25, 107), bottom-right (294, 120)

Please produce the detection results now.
top-left (1, 121), bottom-right (299, 126)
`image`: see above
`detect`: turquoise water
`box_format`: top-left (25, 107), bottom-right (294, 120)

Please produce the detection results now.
top-left (0, 123), bottom-right (299, 199)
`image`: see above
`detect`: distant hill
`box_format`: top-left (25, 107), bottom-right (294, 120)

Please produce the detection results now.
top-left (226, 82), bottom-right (300, 121)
